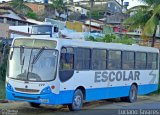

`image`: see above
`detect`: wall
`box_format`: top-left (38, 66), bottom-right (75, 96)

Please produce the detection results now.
top-left (66, 21), bottom-right (83, 32)
top-left (0, 23), bottom-right (9, 38)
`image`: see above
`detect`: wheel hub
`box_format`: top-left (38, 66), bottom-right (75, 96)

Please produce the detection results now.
top-left (74, 95), bottom-right (81, 107)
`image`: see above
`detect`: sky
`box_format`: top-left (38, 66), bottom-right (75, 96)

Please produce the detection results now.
top-left (0, 0), bottom-right (144, 8)
top-left (0, 0), bottom-right (10, 2)
top-left (122, 0), bottom-right (144, 8)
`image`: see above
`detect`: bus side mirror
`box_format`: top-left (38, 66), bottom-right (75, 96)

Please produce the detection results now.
top-left (54, 26), bottom-right (59, 33)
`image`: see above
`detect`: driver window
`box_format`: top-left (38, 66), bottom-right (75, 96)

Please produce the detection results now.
top-left (60, 47), bottom-right (74, 70)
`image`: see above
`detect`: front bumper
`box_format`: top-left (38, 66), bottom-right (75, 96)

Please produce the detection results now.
top-left (6, 89), bottom-right (74, 105)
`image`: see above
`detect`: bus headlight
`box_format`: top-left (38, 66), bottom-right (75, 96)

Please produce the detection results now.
top-left (40, 86), bottom-right (51, 94)
top-left (7, 83), bottom-right (14, 91)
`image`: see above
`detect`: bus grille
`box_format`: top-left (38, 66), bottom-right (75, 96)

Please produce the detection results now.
top-left (15, 88), bottom-right (39, 93)
top-left (13, 95), bottom-right (39, 100)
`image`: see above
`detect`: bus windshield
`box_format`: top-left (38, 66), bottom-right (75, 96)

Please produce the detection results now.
top-left (8, 47), bottom-right (58, 82)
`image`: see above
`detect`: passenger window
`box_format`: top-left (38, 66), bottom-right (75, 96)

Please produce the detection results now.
top-left (108, 50), bottom-right (121, 69)
top-left (92, 49), bottom-right (106, 70)
top-left (147, 53), bottom-right (158, 69)
top-left (122, 51), bottom-right (134, 69)
top-left (75, 48), bottom-right (91, 70)
top-left (135, 52), bottom-right (146, 69)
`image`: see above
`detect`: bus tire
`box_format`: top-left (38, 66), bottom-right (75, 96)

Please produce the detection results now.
top-left (127, 84), bottom-right (137, 103)
top-left (29, 102), bottom-right (40, 108)
top-left (68, 89), bottom-right (83, 111)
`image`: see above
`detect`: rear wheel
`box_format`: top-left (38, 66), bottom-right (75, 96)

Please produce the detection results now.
top-left (127, 84), bottom-right (137, 103)
top-left (120, 84), bottom-right (137, 103)
top-left (29, 102), bottom-right (40, 108)
top-left (68, 89), bottom-right (83, 111)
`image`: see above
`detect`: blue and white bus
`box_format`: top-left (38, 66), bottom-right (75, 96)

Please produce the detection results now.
top-left (6, 38), bottom-right (159, 111)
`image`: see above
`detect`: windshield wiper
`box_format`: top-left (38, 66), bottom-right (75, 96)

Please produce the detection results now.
top-left (20, 46), bottom-right (25, 73)
top-left (21, 57), bottom-right (25, 73)
top-left (20, 46), bottom-right (24, 65)
top-left (32, 47), bottom-right (45, 64)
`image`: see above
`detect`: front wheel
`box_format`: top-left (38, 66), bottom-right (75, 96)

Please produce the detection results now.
top-left (29, 102), bottom-right (40, 108)
top-left (68, 89), bottom-right (83, 111)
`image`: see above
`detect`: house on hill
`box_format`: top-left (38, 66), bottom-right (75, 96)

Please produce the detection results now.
top-left (0, 7), bottom-right (36, 26)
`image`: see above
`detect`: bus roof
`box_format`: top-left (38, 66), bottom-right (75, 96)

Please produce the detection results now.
top-left (13, 37), bottom-right (159, 53)
top-left (57, 38), bottom-right (159, 53)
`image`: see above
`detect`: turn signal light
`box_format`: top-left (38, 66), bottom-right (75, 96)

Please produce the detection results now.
top-left (51, 85), bottom-right (55, 89)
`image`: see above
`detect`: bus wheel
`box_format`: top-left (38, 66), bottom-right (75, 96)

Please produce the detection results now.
top-left (127, 84), bottom-right (137, 103)
top-left (29, 102), bottom-right (40, 108)
top-left (68, 89), bottom-right (83, 111)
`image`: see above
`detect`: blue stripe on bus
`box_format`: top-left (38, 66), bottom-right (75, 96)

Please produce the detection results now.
top-left (138, 84), bottom-right (158, 95)
top-left (85, 86), bottom-right (130, 101)
top-left (85, 84), bottom-right (158, 101)
top-left (6, 89), bottom-right (74, 105)
top-left (6, 84), bottom-right (158, 105)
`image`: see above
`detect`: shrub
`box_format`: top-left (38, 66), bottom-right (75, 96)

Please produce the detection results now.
top-left (86, 36), bottom-right (96, 41)
top-left (0, 43), bottom-right (9, 99)
top-left (0, 57), bottom-right (7, 82)
top-left (26, 11), bottom-right (37, 20)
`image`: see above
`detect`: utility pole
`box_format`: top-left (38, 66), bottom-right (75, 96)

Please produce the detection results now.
top-left (105, 1), bottom-right (108, 25)
top-left (89, 0), bottom-right (94, 33)
top-left (120, 0), bottom-right (124, 39)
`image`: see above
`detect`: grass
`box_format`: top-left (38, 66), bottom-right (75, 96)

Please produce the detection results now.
top-left (0, 81), bottom-right (5, 99)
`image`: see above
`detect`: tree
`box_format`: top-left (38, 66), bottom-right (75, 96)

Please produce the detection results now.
top-left (87, 10), bottom-right (104, 20)
top-left (50, 0), bottom-right (67, 19)
top-left (89, 0), bottom-right (95, 32)
top-left (124, 0), bottom-right (160, 47)
top-left (10, 0), bottom-right (32, 16)
top-left (26, 11), bottom-right (37, 20)
top-left (86, 34), bottom-right (135, 45)
top-left (68, 10), bottom-right (81, 21)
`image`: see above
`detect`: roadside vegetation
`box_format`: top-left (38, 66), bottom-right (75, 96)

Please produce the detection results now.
top-left (0, 81), bottom-right (5, 99)
top-left (0, 60), bottom-right (7, 99)
top-left (86, 34), bottom-right (136, 45)
top-left (10, 0), bottom-right (34, 18)
top-left (0, 43), bottom-right (9, 100)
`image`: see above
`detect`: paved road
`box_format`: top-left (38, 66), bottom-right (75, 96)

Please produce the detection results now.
top-left (0, 95), bottom-right (160, 115)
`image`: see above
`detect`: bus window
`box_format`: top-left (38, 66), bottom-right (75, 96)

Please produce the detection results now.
top-left (135, 52), bottom-right (147, 69)
top-left (147, 53), bottom-right (158, 69)
top-left (122, 51), bottom-right (134, 69)
top-left (108, 50), bottom-right (121, 69)
top-left (92, 49), bottom-right (106, 70)
top-left (75, 48), bottom-right (91, 70)
top-left (60, 47), bottom-right (74, 70)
